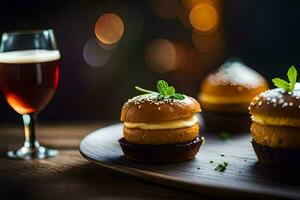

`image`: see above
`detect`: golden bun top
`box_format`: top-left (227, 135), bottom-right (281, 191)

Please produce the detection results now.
top-left (121, 94), bottom-right (201, 123)
top-left (249, 83), bottom-right (300, 118)
top-left (200, 60), bottom-right (268, 99)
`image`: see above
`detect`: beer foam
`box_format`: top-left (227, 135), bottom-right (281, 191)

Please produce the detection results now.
top-left (0, 49), bottom-right (60, 64)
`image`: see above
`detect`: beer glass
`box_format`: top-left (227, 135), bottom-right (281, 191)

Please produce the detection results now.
top-left (0, 30), bottom-right (60, 159)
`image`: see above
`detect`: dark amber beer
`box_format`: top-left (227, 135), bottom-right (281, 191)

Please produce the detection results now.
top-left (0, 29), bottom-right (60, 159)
top-left (0, 49), bottom-right (60, 114)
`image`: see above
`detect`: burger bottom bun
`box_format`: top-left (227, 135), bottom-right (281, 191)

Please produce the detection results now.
top-left (119, 137), bottom-right (203, 163)
top-left (123, 124), bottom-right (199, 145)
top-left (201, 111), bottom-right (251, 133)
top-left (251, 122), bottom-right (300, 149)
top-left (252, 140), bottom-right (300, 167)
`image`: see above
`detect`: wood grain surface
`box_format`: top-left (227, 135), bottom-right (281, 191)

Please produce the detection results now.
top-left (80, 124), bottom-right (300, 200)
top-left (0, 121), bottom-right (222, 200)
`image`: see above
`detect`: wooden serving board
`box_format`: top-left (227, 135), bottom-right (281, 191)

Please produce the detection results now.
top-left (80, 124), bottom-right (300, 199)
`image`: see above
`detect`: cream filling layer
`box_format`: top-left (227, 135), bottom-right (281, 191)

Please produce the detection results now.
top-left (200, 94), bottom-right (251, 104)
top-left (124, 115), bottom-right (198, 130)
top-left (251, 114), bottom-right (300, 127)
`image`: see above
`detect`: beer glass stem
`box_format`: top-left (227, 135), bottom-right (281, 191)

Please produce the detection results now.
top-left (23, 114), bottom-right (40, 149)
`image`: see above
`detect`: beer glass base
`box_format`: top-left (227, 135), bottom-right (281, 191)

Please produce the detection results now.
top-left (7, 146), bottom-right (58, 159)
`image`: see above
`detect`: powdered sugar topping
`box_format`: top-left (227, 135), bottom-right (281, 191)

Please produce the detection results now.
top-left (249, 83), bottom-right (300, 110)
top-left (208, 61), bottom-right (266, 89)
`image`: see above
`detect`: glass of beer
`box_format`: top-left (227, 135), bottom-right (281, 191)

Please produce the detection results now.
top-left (0, 30), bottom-right (60, 159)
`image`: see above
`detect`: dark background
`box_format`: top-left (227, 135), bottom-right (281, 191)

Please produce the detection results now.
top-left (0, 0), bottom-right (299, 122)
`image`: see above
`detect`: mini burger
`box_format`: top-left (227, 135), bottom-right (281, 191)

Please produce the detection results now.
top-left (249, 66), bottom-right (300, 166)
top-left (119, 80), bottom-right (203, 163)
top-left (199, 59), bottom-right (268, 132)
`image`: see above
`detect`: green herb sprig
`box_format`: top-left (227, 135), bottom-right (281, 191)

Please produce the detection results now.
top-left (272, 65), bottom-right (298, 92)
top-left (214, 162), bottom-right (228, 172)
top-left (135, 80), bottom-right (185, 100)
top-left (219, 131), bottom-right (231, 141)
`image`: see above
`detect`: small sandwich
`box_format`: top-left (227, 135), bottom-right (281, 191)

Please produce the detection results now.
top-left (249, 66), bottom-right (300, 166)
top-left (198, 59), bottom-right (268, 132)
top-left (119, 80), bottom-right (203, 163)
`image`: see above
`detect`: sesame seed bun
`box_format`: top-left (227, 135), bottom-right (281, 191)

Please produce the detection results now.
top-left (199, 60), bottom-right (268, 113)
top-left (249, 85), bottom-right (300, 119)
top-left (249, 84), bottom-right (300, 165)
top-left (121, 94), bottom-right (201, 123)
top-left (123, 123), bottom-right (199, 145)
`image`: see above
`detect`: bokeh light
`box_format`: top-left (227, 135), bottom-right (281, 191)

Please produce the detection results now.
top-left (145, 39), bottom-right (178, 73)
top-left (192, 29), bottom-right (222, 53)
top-left (83, 38), bottom-right (111, 67)
top-left (95, 13), bottom-right (124, 45)
top-left (189, 3), bottom-right (218, 32)
top-left (177, 0), bottom-right (220, 30)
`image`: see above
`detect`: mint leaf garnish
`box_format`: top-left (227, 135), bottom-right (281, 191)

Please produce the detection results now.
top-left (167, 86), bottom-right (175, 95)
top-left (287, 65), bottom-right (297, 91)
top-left (173, 93), bottom-right (185, 100)
top-left (219, 131), bottom-right (231, 141)
top-left (134, 86), bottom-right (156, 94)
top-left (272, 65), bottom-right (298, 92)
top-left (272, 78), bottom-right (290, 90)
top-left (214, 162), bottom-right (228, 172)
top-left (135, 80), bottom-right (185, 100)
top-left (157, 80), bottom-right (169, 96)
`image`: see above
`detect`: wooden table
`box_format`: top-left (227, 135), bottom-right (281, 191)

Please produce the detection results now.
top-left (0, 121), bottom-right (219, 200)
